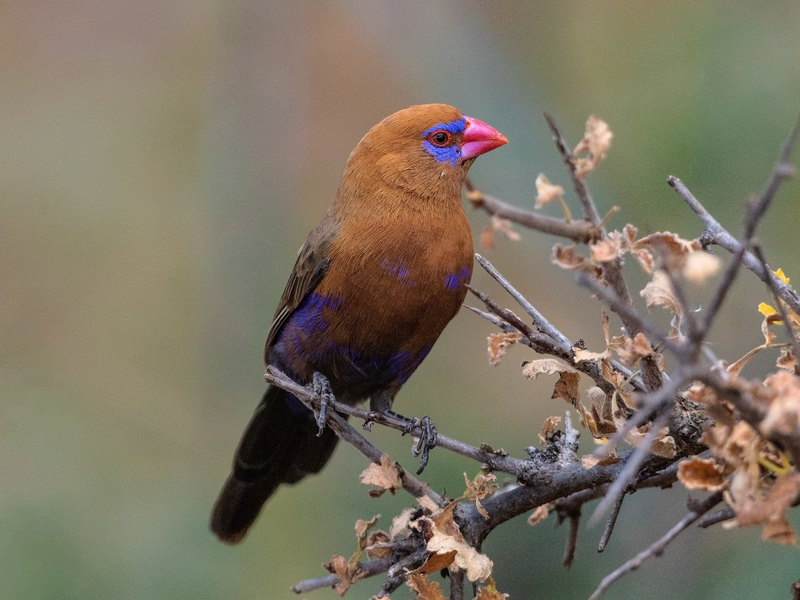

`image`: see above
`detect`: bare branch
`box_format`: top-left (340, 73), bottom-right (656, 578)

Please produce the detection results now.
top-left (291, 556), bottom-right (394, 594)
top-left (589, 491), bottom-right (724, 600)
top-left (465, 178), bottom-right (596, 243)
top-left (476, 252), bottom-right (573, 350)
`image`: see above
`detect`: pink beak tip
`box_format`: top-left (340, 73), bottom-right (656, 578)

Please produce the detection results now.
top-left (461, 115), bottom-right (508, 159)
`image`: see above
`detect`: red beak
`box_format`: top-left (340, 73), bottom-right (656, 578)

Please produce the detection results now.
top-left (461, 116), bottom-right (508, 159)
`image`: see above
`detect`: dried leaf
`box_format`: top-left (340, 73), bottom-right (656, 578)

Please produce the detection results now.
top-left (534, 174), bottom-right (565, 208)
top-left (390, 508), bottom-right (415, 539)
top-left (355, 515), bottom-right (380, 540)
top-left (407, 572), bottom-right (447, 600)
top-left (324, 555), bottom-right (355, 597)
top-left (539, 415), bottom-right (562, 444)
top-left (360, 454), bottom-right (402, 497)
top-left (761, 371), bottom-right (800, 438)
top-left (581, 453), bottom-right (620, 469)
top-left (424, 506), bottom-right (494, 582)
top-left (677, 457), bottom-right (727, 491)
top-left (365, 530), bottom-right (392, 559)
top-left (417, 495), bottom-right (440, 514)
top-left (588, 386), bottom-right (617, 436)
top-left (475, 582), bottom-right (510, 600)
top-left (590, 237), bottom-right (622, 263)
top-left (634, 232), bottom-right (701, 270)
top-left (573, 115), bottom-right (613, 178)
top-left (487, 332), bottom-right (522, 366)
top-left (464, 472), bottom-right (499, 520)
top-left (640, 271), bottom-right (683, 339)
top-left (481, 215), bottom-right (521, 248)
top-left (683, 251), bottom-right (721, 284)
top-left (573, 347), bottom-right (610, 362)
top-left (551, 243), bottom-right (587, 270)
top-left (527, 505), bottom-right (549, 527)
top-left (777, 348), bottom-right (797, 371)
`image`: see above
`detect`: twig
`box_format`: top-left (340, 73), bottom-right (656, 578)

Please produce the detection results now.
top-left (266, 366), bottom-right (529, 480)
top-left (449, 568), bottom-right (465, 600)
top-left (668, 176), bottom-right (800, 315)
top-left (464, 179), bottom-right (596, 243)
top-left (597, 492), bottom-right (625, 553)
top-left (475, 253), bottom-right (573, 350)
top-left (265, 367), bottom-right (445, 505)
top-left (696, 507), bottom-right (735, 528)
top-left (291, 556), bottom-right (394, 594)
top-left (563, 511), bottom-right (581, 568)
top-left (589, 491), bottom-right (724, 600)
top-left (543, 113), bottom-right (602, 225)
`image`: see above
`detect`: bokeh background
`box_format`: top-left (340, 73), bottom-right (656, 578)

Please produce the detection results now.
top-left (2, 2), bottom-right (800, 599)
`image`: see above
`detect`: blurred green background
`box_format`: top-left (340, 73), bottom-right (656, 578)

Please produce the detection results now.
top-left (2, 2), bottom-right (799, 599)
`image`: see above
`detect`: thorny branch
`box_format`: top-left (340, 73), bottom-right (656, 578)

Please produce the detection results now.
top-left (285, 113), bottom-right (800, 599)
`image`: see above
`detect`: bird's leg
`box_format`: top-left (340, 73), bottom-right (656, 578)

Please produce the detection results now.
top-left (311, 372), bottom-right (335, 436)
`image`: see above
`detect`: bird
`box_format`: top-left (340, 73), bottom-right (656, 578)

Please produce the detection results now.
top-left (211, 104), bottom-right (507, 544)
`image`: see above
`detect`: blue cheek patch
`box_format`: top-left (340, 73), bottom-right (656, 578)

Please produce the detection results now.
top-left (422, 118), bottom-right (466, 167)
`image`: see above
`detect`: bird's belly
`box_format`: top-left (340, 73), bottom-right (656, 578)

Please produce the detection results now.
top-left (270, 259), bottom-right (471, 400)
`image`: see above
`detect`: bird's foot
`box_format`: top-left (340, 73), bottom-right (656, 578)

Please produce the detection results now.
top-left (311, 372), bottom-right (335, 437)
top-left (404, 416), bottom-right (438, 475)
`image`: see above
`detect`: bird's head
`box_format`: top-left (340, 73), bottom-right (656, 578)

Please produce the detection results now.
top-left (341, 104), bottom-right (507, 202)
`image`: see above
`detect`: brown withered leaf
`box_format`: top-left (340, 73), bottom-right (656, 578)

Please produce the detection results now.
top-left (487, 332), bottom-right (522, 366)
top-left (761, 370), bottom-right (800, 438)
top-left (683, 250), bottom-right (721, 284)
top-left (324, 555), bottom-right (358, 597)
top-left (588, 386), bottom-right (617, 436)
top-left (625, 424), bottom-right (676, 458)
top-left (581, 452), bottom-right (621, 469)
top-left (480, 215), bottom-right (521, 249)
top-left (464, 472), bottom-right (499, 520)
top-left (417, 494), bottom-right (440, 514)
top-left (573, 347), bottom-right (610, 362)
top-left (573, 115), bottom-right (613, 178)
top-left (475, 582), bottom-right (510, 600)
top-left (539, 415), bottom-right (562, 444)
top-left (365, 530), bottom-right (391, 559)
top-left (527, 505), bottom-right (549, 527)
top-left (590, 236), bottom-right (623, 263)
top-left (640, 271), bottom-right (683, 339)
top-left (552, 243), bottom-right (588, 270)
top-left (677, 457), bottom-right (727, 491)
top-left (416, 549), bottom-right (458, 576)
top-left (354, 515), bottom-right (380, 541)
top-left (360, 454), bottom-right (402, 497)
top-left (406, 572), bottom-right (447, 600)
top-left (631, 246), bottom-right (655, 273)
top-left (727, 342), bottom-right (775, 378)
top-left (423, 503), bottom-right (494, 582)
top-left (634, 232), bottom-right (701, 270)
top-left (389, 508), bottom-right (416, 539)
top-left (736, 473), bottom-right (800, 545)
top-left (777, 348), bottom-right (797, 371)
top-left (534, 174), bottom-right (565, 208)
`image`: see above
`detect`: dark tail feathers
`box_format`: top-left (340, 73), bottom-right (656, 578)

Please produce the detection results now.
top-left (210, 385), bottom-right (340, 543)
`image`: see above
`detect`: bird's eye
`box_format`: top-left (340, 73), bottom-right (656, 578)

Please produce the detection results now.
top-left (427, 130), bottom-right (452, 147)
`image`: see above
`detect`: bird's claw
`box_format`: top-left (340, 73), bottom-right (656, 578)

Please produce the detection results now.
top-left (410, 416), bottom-right (438, 474)
top-left (312, 372), bottom-right (335, 437)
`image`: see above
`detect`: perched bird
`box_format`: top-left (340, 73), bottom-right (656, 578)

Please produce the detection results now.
top-left (211, 104), bottom-right (507, 543)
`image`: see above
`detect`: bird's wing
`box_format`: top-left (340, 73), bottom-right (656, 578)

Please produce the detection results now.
top-left (264, 222), bottom-right (336, 354)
